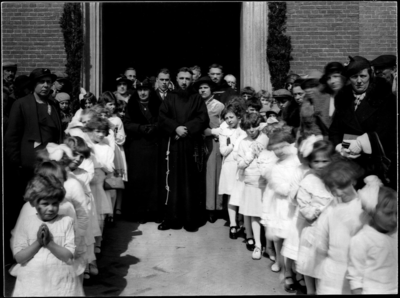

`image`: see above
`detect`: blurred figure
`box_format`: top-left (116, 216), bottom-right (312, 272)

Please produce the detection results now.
top-left (114, 74), bottom-right (133, 104)
top-left (320, 62), bottom-right (345, 119)
top-left (285, 73), bottom-right (301, 93)
top-left (371, 55), bottom-right (397, 95)
top-left (291, 79), bottom-right (306, 105)
top-left (124, 67), bottom-right (137, 88)
top-left (224, 74), bottom-right (237, 91)
top-left (52, 72), bottom-right (72, 99)
top-left (190, 65), bottom-right (202, 82)
top-left (240, 86), bottom-right (256, 100)
top-left (273, 88), bottom-right (300, 133)
top-left (208, 63), bottom-right (237, 104)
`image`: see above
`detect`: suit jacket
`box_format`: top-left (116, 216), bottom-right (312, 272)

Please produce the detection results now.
top-left (154, 89), bottom-right (169, 102)
top-left (5, 93), bottom-right (63, 169)
top-left (329, 77), bottom-right (396, 155)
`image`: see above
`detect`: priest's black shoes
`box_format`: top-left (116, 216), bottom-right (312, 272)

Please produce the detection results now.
top-left (208, 211), bottom-right (217, 223)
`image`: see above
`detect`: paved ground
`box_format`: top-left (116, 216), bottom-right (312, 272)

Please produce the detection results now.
top-left (4, 217), bottom-right (304, 296)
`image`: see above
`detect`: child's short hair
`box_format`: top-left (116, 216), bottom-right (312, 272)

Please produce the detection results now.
top-left (83, 115), bottom-right (111, 136)
top-left (262, 120), bottom-right (286, 138)
top-left (64, 136), bottom-right (91, 159)
top-left (81, 107), bottom-right (98, 119)
top-left (376, 186), bottom-right (397, 212)
top-left (115, 100), bottom-right (126, 114)
top-left (35, 160), bottom-right (67, 183)
top-left (240, 112), bottom-right (264, 131)
top-left (245, 97), bottom-right (263, 112)
top-left (321, 159), bottom-right (364, 190)
top-left (240, 86), bottom-right (256, 97)
top-left (221, 101), bottom-right (246, 120)
top-left (306, 140), bottom-right (335, 164)
top-left (255, 90), bottom-right (272, 100)
top-left (226, 95), bottom-right (246, 108)
top-left (80, 92), bottom-right (97, 109)
top-left (98, 91), bottom-right (118, 107)
top-left (267, 125), bottom-right (295, 149)
top-left (35, 149), bottom-right (72, 169)
top-left (91, 105), bottom-right (111, 118)
top-left (24, 173), bottom-right (66, 205)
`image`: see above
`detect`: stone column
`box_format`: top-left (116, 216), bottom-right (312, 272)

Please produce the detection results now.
top-left (82, 3), bottom-right (102, 98)
top-left (240, 2), bottom-right (272, 93)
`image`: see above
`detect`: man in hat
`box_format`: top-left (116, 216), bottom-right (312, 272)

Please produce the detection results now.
top-left (371, 54), bottom-right (397, 95)
top-left (329, 56), bottom-right (397, 190)
top-left (4, 68), bottom-right (63, 265)
top-left (208, 63), bottom-right (237, 105)
top-left (155, 68), bottom-right (171, 101)
top-left (51, 71), bottom-right (72, 97)
top-left (3, 62), bottom-right (17, 94)
top-left (158, 67), bottom-right (210, 232)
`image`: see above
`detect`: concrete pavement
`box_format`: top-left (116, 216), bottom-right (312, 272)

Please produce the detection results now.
top-left (4, 217), bottom-right (301, 296)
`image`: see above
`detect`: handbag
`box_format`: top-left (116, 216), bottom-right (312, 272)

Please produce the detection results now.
top-left (104, 172), bottom-right (125, 190)
top-left (365, 132), bottom-right (391, 185)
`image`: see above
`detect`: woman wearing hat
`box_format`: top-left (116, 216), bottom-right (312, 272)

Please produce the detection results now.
top-left (329, 56), bottom-right (397, 190)
top-left (122, 79), bottom-right (162, 223)
top-left (114, 75), bottom-right (133, 104)
top-left (194, 76), bottom-right (225, 223)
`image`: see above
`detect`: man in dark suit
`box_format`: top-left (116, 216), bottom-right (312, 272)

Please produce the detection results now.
top-left (208, 63), bottom-right (237, 105)
top-left (155, 68), bottom-right (171, 101)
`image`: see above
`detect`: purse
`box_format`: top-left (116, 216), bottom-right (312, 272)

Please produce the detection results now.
top-left (104, 173), bottom-right (125, 190)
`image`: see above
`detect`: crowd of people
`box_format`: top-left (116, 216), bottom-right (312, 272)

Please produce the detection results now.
top-left (2, 54), bottom-right (398, 295)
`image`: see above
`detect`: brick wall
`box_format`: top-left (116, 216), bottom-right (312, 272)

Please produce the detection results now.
top-left (286, 1), bottom-right (397, 76)
top-left (2, 2), bottom-right (66, 76)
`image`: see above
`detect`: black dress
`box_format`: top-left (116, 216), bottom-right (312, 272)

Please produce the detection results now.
top-left (122, 92), bottom-right (162, 221)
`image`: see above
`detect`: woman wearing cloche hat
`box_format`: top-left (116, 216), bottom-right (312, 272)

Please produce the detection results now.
top-left (329, 56), bottom-right (397, 190)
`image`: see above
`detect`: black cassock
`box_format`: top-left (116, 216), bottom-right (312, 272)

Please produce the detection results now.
top-left (158, 88), bottom-right (210, 226)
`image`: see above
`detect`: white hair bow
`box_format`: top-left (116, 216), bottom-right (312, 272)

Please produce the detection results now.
top-left (358, 175), bottom-right (383, 214)
top-left (299, 134), bottom-right (324, 158)
top-left (79, 87), bottom-right (87, 100)
top-left (46, 143), bottom-right (74, 161)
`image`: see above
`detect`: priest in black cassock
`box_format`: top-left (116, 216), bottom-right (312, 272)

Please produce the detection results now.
top-left (157, 67), bottom-right (210, 232)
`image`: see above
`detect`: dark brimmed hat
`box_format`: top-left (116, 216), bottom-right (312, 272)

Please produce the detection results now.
top-left (266, 110), bottom-right (279, 118)
top-left (13, 75), bottom-right (30, 90)
top-left (371, 55), bottom-right (396, 70)
top-left (193, 76), bottom-right (217, 90)
top-left (343, 56), bottom-right (371, 78)
top-left (136, 79), bottom-right (152, 90)
top-left (116, 75), bottom-right (133, 86)
top-left (29, 68), bottom-right (57, 83)
top-left (3, 62), bottom-right (17, 69)
top-left (272, 89), bottom-right (293, 100)
top-left (320, 62), bottom-right (344, 83)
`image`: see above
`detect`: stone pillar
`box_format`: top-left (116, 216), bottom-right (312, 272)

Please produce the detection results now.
top-left (82, 3), bottom-right (102, 98)
top-left (240, 2), bottom-right (272, 93)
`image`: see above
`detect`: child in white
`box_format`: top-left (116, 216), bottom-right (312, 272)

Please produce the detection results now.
top-left (218, 102), bottom-right (247, 239)
top-left (82, 114), bottom-right (115, 254)
top-left (12, 174), bottom-right (83, 296)
top-left (316, 159), bottom-right (368, 294)
top-left (289, 139), bottom-right (338, 294)
top-left (99, 92), bottom-right (128, 218)
top-left (236, 112), bottom-right (269, 260)
top-left (260, 124), bottom-right (305, 291)
top-left (346, 177), bottom-right (398, 294)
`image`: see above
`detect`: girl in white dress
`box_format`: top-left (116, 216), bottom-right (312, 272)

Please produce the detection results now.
top-left (316, 159), bottom-right (367, 294)
top-left (99, 92), bottom-right (128, 219)
top-left (12, 174), bottom-right (83, 296)
top-left (347, 179), bottom-right (398, 294)
top-left (64, 136), bottom-right (101, 280)
top-left (218, 102), bottom-right (247, 239)
top-left (288, 139), bottom-right (337, 294)
top-left (260, 126), bottom-right (305, 291)
top-left (82, 115), bottom-right (115, 254)
top-left (236, 112), bottom-right (269, 260)
top-left (70, 92), bottom-right (98, 128)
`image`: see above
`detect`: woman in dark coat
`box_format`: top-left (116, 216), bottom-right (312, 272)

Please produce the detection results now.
top-left (122, 79), bottom-right (162, 222)
top-left (329, 56), bottom-right (397, 190)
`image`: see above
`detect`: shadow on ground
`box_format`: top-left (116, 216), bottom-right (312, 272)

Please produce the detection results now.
top-left (83, 219), bottom-right (140, 297)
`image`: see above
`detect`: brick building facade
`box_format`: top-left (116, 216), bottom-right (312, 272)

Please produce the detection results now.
top-left (1, 2), bottom-right (397, 83)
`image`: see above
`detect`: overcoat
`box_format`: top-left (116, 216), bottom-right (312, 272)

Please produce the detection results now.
top-left (5, 93), bottom-right (63, 169)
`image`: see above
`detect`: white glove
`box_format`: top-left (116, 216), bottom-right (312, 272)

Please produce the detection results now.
top-left (336, 143), bottom-right (360, 159)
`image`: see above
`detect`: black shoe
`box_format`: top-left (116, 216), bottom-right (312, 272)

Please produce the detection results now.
top-left (208, 212), bottom-right (217, 223)
top-left (246, 238), bottom-right (255, 251)
top-left (184, 223), bottom-right (198, 232)
top-left (284, 276), bottom-right (296, 293)
top-left (229, 226), bottom-right (239, 239)
top-left (158, 221), bottom-right (171, 230)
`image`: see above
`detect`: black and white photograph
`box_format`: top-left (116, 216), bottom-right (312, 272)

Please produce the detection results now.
top-left (2, 1), bottom-right (398, 296)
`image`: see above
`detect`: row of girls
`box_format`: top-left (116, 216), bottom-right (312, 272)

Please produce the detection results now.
top-left (216, 97), bottom-right (397, 294)
top-left (9, 90), bottom-right (127, 296)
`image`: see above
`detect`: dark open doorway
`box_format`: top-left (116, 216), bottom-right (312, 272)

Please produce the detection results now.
top-left (102, 2), bottom-right (242, 93)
